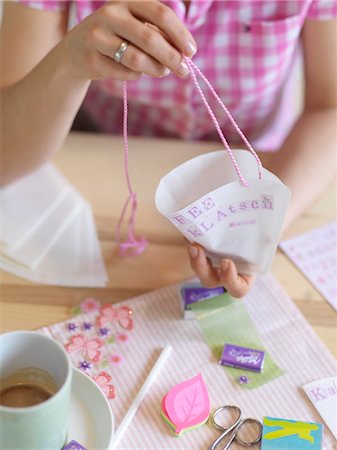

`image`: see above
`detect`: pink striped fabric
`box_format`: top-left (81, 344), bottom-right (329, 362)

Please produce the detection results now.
top-left (18, 0), bottom-right (337, 151)
top-left (39, 273), bottom-right (337, 449)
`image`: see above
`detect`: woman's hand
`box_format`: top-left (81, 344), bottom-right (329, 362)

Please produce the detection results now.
top-left (188, 244), bottom-right (255, 298)
top-left (61, 0), bottom-right (197, 82)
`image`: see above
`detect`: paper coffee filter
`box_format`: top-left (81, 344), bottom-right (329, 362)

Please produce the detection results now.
top-left (155, 150), bottom-right (291, 275)
top-left (4, 190), bottom-right (83, 269)
top-left (156, 150), bottom-right (278, 213)
top-left (0, 163), bottom-right (108, 287)
top-left (0, 202), bottom-right (108, 287)
top-left (0, 164), bottom-right (72, 249)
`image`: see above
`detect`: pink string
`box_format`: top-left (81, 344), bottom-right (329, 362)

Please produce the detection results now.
top-left (116, 58), bottom-right (263, 256)
top-left (185, 57), bottom-right (263, 184)
top-left (115, 82), bottom-right (147, 256)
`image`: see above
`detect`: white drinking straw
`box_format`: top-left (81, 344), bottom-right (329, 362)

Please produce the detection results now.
top-left (109, 344), bottom-right (172, 449)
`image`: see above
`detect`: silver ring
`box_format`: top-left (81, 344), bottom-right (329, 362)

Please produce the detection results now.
top-left (114, 40), bottom-right (129, 63)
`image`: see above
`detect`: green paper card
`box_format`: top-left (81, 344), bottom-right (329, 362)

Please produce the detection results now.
top-left (190, 293), bottom-right (283, 389)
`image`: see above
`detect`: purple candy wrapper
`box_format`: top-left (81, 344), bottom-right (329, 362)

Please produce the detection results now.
top-left (182, 285), bottom-right (225, 307)
top-left (219, 343), bottom-right (265, 373)
top-left (63, 441), bottom-right (87, 450)
top-left (179, 284), bottom-right (226, 319)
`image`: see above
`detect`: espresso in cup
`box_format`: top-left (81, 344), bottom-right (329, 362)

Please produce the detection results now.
top-left (0, 366), bottom-right (58, 407)
top-left (0, 331), bottom-right (72, 450)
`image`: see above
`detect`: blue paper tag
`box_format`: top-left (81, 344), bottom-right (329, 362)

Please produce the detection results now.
top-left (261, 416), bottom-right (322, 450)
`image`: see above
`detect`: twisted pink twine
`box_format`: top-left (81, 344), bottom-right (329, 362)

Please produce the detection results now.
top-left (115, 82), bottom-right (147, 257)
top-left (116, 59), bottom-right (262, 256)
top-left (184, 57), bottom-right (262, 185)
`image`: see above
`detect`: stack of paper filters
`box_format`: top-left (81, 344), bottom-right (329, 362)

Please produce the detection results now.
top-left (0, 164), bottom-right (107, 287)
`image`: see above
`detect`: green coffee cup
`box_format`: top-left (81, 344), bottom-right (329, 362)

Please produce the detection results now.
top-left (0, 330), bottom-right (73, 450)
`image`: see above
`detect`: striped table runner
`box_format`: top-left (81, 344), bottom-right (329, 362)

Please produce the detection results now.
top-left (40, 273), bottom-right (337, 450)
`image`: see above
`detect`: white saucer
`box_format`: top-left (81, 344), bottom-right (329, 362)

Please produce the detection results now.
top-left (67, 368), bottom-right (114, 449)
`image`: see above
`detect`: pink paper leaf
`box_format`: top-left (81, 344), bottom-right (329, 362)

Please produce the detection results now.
top-left (163, 373), bottom-right (210, 434)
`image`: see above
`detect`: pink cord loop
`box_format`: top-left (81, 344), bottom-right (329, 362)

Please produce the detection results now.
top-left (116, 59), bottom-right (263, 256)
top-left (115, 82), bottom-right (148, 257)
top-left (184, 57), bottom-right (263, 185)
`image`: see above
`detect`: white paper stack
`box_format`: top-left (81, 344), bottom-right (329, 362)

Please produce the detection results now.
top-left (0, 164), bottom-right (108, 287)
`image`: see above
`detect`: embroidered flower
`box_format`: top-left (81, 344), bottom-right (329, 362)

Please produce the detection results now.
top-left (109, 353), bottom-right (124, 366)
top-left (83, 322), bottom-right (93, 331)
top-left (65, 334), bottom-right (104, 363)
top-left (80, 297), bottom-right (101, 313)
top-left (96, 305), bottom-right (134, 330)
top-left (67, 322), bottom-right (78, 332)
top-left (79, 360), bottom-right (91, 371)
top-left (99, 327), bottom-right (110, 337)
top-left (92, 371), bottom-right (116, 399)
top-left (116, 332), bottom-right (129, 344)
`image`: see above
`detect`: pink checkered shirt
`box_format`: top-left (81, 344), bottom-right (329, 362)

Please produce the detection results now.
top-left (19, 0), bottom-right (337, 151)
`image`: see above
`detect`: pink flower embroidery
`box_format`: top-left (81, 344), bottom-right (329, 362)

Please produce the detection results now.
top-left (80, 297), bottom-right (101, 313)
top-left (96, 305), bottom-right (134, 330)
top-left (109, 353), bottom-right (124, 366)
top-left (116, 332), bottom-right (129, 344)
top-left (92, 371), bottom-right (116, 399)
top-left (65, 334), bottom-right (103, 362)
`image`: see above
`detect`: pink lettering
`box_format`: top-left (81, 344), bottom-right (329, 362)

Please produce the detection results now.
top-left (201, 197), bottom-right (215, 211)
top-left (187, 206), bottom-right (202, 219)
top-left (261, 195), bottom-right (273, 209)
top-left (251, 201), bottom-right (259, 209)
top-left (186, 228), bottom-right (203, 238)
top-left (229, 219), bottom-right (256, 228)
top-left (199, 221), bottom-right (214, 232)
top-left (310, 388), bottom-right (327, 401)
top-left (217, 210), bottom-right (227, 221)
top-left (328, 386), bottom-right (337, 396)
top-left (172, 214), bottom-right (188, 225)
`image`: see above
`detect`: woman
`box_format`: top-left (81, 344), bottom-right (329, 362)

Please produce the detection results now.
top-left (1, 0), bottom-right (336, 296)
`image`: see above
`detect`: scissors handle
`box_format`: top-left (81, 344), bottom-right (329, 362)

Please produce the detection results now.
top-left (208, 428), bottom-right (236, 450)
top-left (235, 418), bottom-right (263, 447)
top-left (208, 406), bottom-right (241, 450)
top-left (220, 419), bottom-right (262, 450)
top-left (208, 410), bottom-right (262, 450)
top-left (220, 429), bottom-right (237, 450)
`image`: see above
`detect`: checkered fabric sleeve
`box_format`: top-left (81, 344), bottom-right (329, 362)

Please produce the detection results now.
top-left (307, 0), bottom-right (337, 19)
top-left (15, 0), bottom-right (70, 11)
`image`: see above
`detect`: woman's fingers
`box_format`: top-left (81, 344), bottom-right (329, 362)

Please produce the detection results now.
top-left (119, 41), bottom-right (170, 77)
top-left (98, 1), bottom-right (195, 78)
top-left (109, 15), bottom-right (190, 77)
top-left (218, 259), bottom-right (255, 298)
top-left (188, 244), bottom-right (255, 298)
top-left (129, 1), bottom-right (197, 57)
top-left (64, 1), bottom-right (196, 81)
top-left (188, 244), bottom-right (222, 288)
top-left (95, 32), bottom-right (170, 78)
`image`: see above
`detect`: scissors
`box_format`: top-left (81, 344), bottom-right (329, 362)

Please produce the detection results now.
top-left (208, 405), bottom-right (262, 450)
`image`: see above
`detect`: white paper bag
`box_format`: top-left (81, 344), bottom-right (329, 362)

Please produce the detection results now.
top-left (155, 150), bottom-right (291, 275)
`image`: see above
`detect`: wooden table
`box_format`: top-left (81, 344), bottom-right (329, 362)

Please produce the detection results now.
top-left (1, 132), bottom-right (336, 359)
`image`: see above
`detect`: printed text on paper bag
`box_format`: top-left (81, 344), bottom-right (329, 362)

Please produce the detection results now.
top-left (171, 195), bottom-right (273, 238)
